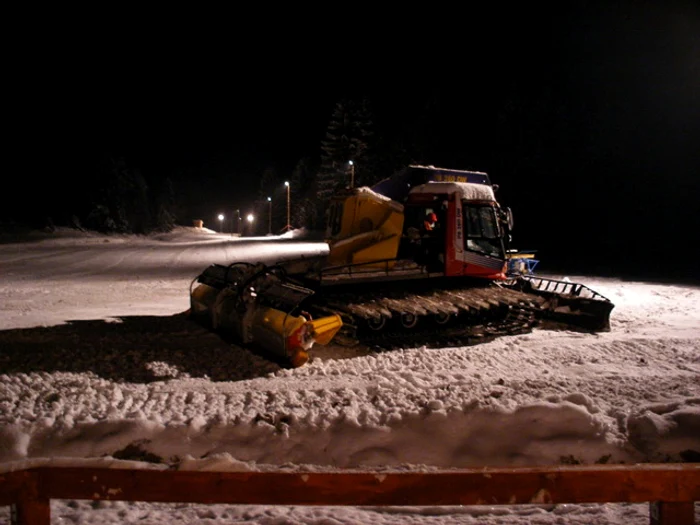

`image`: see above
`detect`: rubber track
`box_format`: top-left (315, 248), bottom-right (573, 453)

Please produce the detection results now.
top-left (308, 284), bottom-right (548, 350)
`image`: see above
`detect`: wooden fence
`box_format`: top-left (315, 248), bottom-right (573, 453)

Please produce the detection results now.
top-left (1, 463), bottom-right (698, 524)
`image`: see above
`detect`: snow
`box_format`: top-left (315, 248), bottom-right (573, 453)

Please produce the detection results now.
top-left (355, 186), bottom-right (404, 209)
top-left (0, 226), bottom-right (698, 524)
top-left (409, 165), bottom-right (489, 176)
top-left (411, 182), bottom-right (496, 202)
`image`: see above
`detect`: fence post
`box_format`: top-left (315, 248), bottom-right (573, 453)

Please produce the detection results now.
top-left (9, 470), bottom-right (50, 525)
top-left (649, 501), bottom-right (694, 525)
top-left (11, 498), bottom-right (50, 525)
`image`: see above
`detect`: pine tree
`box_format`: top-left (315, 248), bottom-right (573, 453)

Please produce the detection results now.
top-left (364, 133), bottom-right (415, 185)
top-left (154, 177), bottom-right (176, 231)
top-left (289, 157), bottom-right (319, 230)
top-left (86, 157), bottom-right (152, 233)
top-left (125, 167), bottom-right (151, 233)
top-left (316, 98), bottom-right (374, 207)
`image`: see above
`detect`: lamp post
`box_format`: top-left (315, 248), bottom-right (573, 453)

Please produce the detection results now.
top-left (246, 213), bottom-right (254, 236)
top-left (217, 213), bottom-right (224, 233)
top-left (235, 209), bottom-right (241, 235)
top-left (267, 196), bottom-right (272, 235)
top-left (284, 181), bottom-right (291, 231)
top-left (348, 160), bottom-right (355, 188)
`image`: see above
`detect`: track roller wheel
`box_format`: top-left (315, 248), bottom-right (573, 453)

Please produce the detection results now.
top-left (434, 312), bottom-right (451, 325)
top-left (400, 312), bottom-right (419, 328)
top-left (366, 316), bottom-right (387, 331)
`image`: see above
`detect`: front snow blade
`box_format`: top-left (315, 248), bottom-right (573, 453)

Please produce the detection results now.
top-left (505, 275), bottom-right (614, 332)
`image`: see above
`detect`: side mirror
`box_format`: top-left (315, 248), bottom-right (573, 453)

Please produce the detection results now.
top-left (493, 184), bottom-right (500, 192)
top-left (505, 207), bottom-right (514, 231)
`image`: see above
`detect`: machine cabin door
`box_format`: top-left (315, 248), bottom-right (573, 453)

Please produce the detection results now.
top-left (445, 199), bottom-right (507, 279)
top-left (401, 195), bottom-right (450, 273)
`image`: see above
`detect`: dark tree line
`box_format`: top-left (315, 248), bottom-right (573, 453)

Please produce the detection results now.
top-left (81, 156), bottom-right (177, 234)
top-left (1, 84), bottom-right (617, 237)
top-left (3, 81), bottom-right (548, 236)
top-left (242, 96), bottom-right (414, 234)
top-left (63, 92), bottom-right (514, 235)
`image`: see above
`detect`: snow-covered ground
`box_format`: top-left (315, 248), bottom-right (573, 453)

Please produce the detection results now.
top-left (0, 226), bottom-right (698, 524)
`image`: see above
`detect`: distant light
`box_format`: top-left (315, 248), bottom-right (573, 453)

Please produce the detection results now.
top-left (348, 160), bottom-right (354, 166)
top-left (218, 214), bottom-right (224, 221)
top-left (267, 196), bottom-right (272, 202)
top-left (247, 214), bottom-right (254, 222)
top-left (284, 181), bottom-right (289, 187)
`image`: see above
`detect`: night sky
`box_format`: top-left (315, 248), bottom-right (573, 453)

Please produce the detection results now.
top-left (7, 3), bottom-right (700, 279)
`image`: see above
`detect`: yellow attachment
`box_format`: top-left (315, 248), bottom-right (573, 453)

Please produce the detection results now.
top-left (288, 349), bottom-right (310, 368)
top-left (250, 307), bottom-right (342, 367)
top-left (190, 283), bottom-right (218, 318)
top-left (306, 314), bottom-right (343, 345)
top-left (326, 188), bottom-right (404, 268)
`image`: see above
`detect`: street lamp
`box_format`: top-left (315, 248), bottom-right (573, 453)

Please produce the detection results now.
top-left (246, 213), bottom-right (254, 236)
top-left (217, 213), bottom-right (224, 233)
top-left (348, 160), bottom-right (355, 188)
top-left (267, 196), bottom-right (272, 235)
top-left (284, 181), bottom-right (291, 232)
top-left (235, 209), bottom-right (241, 235)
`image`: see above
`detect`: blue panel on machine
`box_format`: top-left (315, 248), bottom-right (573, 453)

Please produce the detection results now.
top-left (426, 168), bottom-right (491, 186)
top-left (372, 165), bottom-right (492, 202)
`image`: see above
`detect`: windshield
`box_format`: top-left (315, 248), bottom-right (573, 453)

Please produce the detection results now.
top-left (463, 204), bottom-right (504, 258)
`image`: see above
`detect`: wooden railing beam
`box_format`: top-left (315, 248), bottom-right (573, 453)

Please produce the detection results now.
top-left (0, 464), bottom-right (697, 525)
top-left (37, 465), bottom-right (700, 506)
